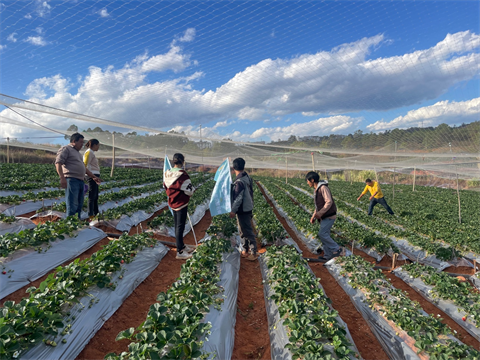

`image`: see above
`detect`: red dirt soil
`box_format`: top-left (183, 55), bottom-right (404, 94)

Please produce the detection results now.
top-left (76, 211), bottom-right (212, 359)
top-left (443, 266), bottom-right (476, 276)
top-left (231, 258), bottom-right (271, 360)
top-left (384, 272), bottom-right (480, 350)
top-left (256, 182), bottom-right (389, 360)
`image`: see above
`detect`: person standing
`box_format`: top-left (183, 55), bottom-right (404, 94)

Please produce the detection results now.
top-left (229, 157), bottom-right (258, 261)
top-left (357, 178), bottom-right (394, 216)
top-left (83, 139), bottom-right (101, 218)
top-left (306, 171), bottom-right (342, 261)
top-left (55, 133), bottom-right (101, 219)
top-left (164, 153), bottom-right (195, 260)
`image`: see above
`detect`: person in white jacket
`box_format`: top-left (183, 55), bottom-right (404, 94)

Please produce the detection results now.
top-left (83, 139), bottom-right (101, 218)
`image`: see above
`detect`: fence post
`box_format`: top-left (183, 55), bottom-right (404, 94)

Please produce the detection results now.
top-left (456, 167), bottom-right (461, 224)
top-left (413, 166), bottom-right (416, 192)
top-left (285, 156), bottom-right (288, 184)
top-left (110, 133), bottom-right (115, 178)
top-left (392, 168), bottom-right (395, 201)
top-left (6, 137), bottom-right (9, 164)
top-left (311, 152), bottom-right (315, 172)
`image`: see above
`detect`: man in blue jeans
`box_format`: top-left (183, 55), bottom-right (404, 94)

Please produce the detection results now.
top-left (306, 171), bottom-right (342, 262)
top-left (55, 133), bottom-right (101, 218)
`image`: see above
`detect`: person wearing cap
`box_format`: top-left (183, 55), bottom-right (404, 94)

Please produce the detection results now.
top-left (357, 178), bottom-right (394, 216)
top-left (55, 133), bottom-right (101, 219)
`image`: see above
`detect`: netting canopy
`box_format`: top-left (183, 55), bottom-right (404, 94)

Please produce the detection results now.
top-left (0, 1), bottom-right (479, 178)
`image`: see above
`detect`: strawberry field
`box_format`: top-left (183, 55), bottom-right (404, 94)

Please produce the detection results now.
top-left (1, 164), bottom-right (479, 359)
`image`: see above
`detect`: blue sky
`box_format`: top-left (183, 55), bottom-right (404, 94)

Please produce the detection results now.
top-left (0, 0), bottom-right (479, 143)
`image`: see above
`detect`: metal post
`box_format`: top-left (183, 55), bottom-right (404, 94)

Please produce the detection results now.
top-left (285, 156), bottom-right (288, 184)
top-left (311, 152), bottom-right (315, 172)
top-left (374, 167), bottom-right (378, 183)
top-left (199, 124), bottom-right (203, 174)
top-left (6, 137), bottom-right (9, 164)
top-left (110, 133), bottom-right (115, 177)
top-left (413, 166), bottom-right (416, 192)
top-left (456, 167), bottom-right (461, 224)
top-left (148, 157), bottom-right (150, 169)
top-left (392, 168), bottom-right (395, 201)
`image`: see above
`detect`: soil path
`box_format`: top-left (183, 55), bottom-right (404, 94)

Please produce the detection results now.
top-left (384, 271), bottom-right (480, 350)
top-left (256, 181), bottom-right (389, 360)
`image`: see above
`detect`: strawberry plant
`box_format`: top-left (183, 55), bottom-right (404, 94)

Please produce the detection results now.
top-left (0, 233), bottom-right (157, 359)
top-left (0, 216), bottom-right (81, 257)
top-left (263, 245), bottom-right (358, 359)
top-left (105, 235), bottom-right (233, 360)
top-left (401, 262), bottom-right (480, 326)
top-left (335, 255), bottom-right (480, 358)
top-left (252, 183), bottom-right (286, 244)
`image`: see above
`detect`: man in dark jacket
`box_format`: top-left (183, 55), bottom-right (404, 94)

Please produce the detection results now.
top-left (229, 157), bottom-right (258, 261)
top-left (306, 171), bottom-right (342, 261)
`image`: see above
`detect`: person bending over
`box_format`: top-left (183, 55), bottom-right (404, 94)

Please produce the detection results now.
top-left (357, 178), bottom-right (394, 216)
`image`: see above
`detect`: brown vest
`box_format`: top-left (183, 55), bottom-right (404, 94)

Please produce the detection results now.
top-left (314, 184), bottom-right (337, 219)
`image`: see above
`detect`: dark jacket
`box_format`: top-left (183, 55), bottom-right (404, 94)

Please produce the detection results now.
top-left (314, 180), bottom-right (337, 220)
top-left (230, 171), bottom-right (254, 215)
top-left (163, 169), bottom-right (194, 210)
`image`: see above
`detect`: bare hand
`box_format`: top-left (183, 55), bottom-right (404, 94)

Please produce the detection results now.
top-left (229, 212), bottom-right (235, 218)
top-left (356, 197), bottom-right (361, 201)
top-left (310, 214), bottom-right (316, 224)
top-left (369, 196), bottom-right (374, 200)
top-left (94, 177), bottom-right (102, 185)
top-left (60, 177), bottom-right (67, 189)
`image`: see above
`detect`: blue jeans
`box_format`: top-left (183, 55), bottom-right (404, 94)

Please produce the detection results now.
top-left (318, 217), bottom-right (340, 258)
top-left (66, 178), bottom-right (85, 218)
top-left (368, 197), bottom-right (394, 215)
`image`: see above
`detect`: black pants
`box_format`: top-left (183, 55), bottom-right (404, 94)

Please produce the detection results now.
top-left (87, 176), bottom-right (99, 216)
top-left (237, 212), bottom-right (257, 253)
top-left (174, 206), bottom-right (188, 253)
top-left (368, 197), bottom-right (394, 215)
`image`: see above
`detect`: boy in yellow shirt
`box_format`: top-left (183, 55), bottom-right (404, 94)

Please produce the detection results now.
top-left (357, 178), bottom-right (394, 216)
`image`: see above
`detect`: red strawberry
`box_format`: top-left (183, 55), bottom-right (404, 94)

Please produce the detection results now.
top-left (120, 260), bottom-right (124, 264)
top-left (2, 271), bottom-right (6, 275)
top-left (131, 253), bottom-right (134, 257)
top-left (462, 316), bottom-right (467, 321)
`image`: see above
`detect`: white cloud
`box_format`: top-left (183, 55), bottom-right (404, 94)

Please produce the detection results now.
top-left (2, 31), bottom-right (479, 141)
top-left (0, 44), bottom-right (6, 51)
top-left (140, 44), bottom-right (194, 73)
top-left (35, 0), bottom-right (51, 17)
top-left (270, 29), bottom-right (275, 38)
top-left (98, 8), bottom-right (109, 17)
top-left (179, 28), bottom-right (196, 42)
top-left (367, 98), bottom-right (480, 131)
top-left (24, 13), bottom-right (32, 19)
top-left (7, 33), bottom-right (17, 43)
top-left (35, 27), bottom-right (44, 34)
top-left (24, 36), bottom-right (47, 46)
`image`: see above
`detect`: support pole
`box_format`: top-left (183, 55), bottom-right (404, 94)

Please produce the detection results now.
top-left (148, 157), bottom-right (150, 169)
top-left (413, 166), bottom-right (416, 192)
top-left (110, 133), bottom-right (115, 178)
top-left (6, 137), bottom-right (9, 164)
top-left (374, 167), bottom-right (378, 183)
top-left (325, 169), bottom-right (328, 180)
top-left (285, 156), bottom-right (288, 184)
top-left (392, 168), bottom-right (395, 201)
top-left (311, 152), bottom-right (315, 172)
top-left (456, 167), bottom-right (461, 224)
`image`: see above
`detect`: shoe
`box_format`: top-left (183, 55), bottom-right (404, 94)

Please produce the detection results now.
top-left (176, 251), bottom-right (193, 260)
top-left (318, 249), bottom-right (342, 262)
top-left (183, 245), bottom-right (195, 253)
top-left (247, 253), bottom-right (258, 261)
top-left (241, 250), bottom-right (248, 258)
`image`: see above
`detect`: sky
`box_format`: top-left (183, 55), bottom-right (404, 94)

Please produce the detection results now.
top-left (0, 0), bottom-right (479, 145)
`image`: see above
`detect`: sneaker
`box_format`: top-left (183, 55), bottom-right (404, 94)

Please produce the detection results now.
top-left (318, 249), bottom-right (342, 262)
top-left (183, 245), bottom-right (195, 253)
top-left (247, 253), bottom-right (258, 261)
top-left (176, 251), bottom-right (193, 260)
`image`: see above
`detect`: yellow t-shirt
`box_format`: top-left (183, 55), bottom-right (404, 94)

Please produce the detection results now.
top-left (361, 181), bottom-right (383, 199)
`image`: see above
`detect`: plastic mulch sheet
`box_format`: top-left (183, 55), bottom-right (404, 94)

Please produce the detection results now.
top-left (21, 242), bottom-right (169, 360)
top-left (326, 259), bottom-right (470, 360)
top-left (470, 274), bottom-right (480, 291)
top-left (0, 227), bottom-right (106, 300)
top-left (0, 217), bottom-right (36, 235)
top-left (258, 183), bottom-right (320, 253)
top-left (393, 267), bottom-right (480, 342)
top-left (200, 250), bottom-right (240, 360)
top-left (259, 252), bottom-right (360, 360)
top-left (154, 202), bottom-right (210, 238)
